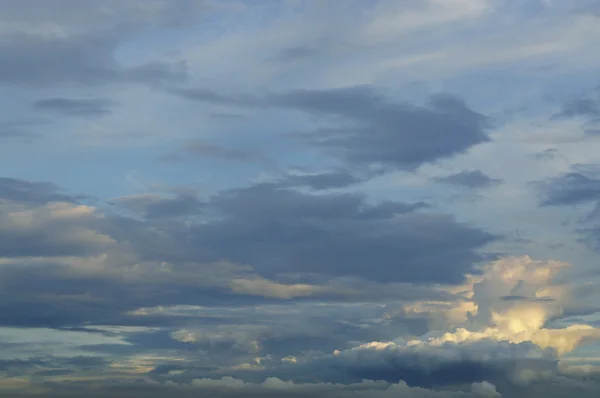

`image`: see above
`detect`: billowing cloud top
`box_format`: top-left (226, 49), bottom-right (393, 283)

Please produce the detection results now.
top-left (2, 0), bottom-right (600, 397)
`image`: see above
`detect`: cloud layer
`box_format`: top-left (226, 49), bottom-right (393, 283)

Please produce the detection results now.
top-left (2, 0), bottom-right (600, 397)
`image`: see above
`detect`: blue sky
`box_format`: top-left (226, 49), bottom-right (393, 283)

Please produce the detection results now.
top-left (2, 0), bottom-right (600, 397)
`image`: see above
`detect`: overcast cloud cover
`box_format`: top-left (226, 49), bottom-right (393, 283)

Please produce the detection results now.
top-left (2, 0), bottom-right (600, 397)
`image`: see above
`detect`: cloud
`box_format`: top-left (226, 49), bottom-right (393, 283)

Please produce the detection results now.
top-left (471, 381), bottom-right (501, 397)
top-left (173, 87), bottom-right (491, 171)
top-left (434, 170), bottom-right (502, 189)
top-left (2, 1), bottom-right (600, 396)
top-left (0, 201), bottom-right (114, 258)
top-left (0, 0), bottom-right (211, 87)
top-left (279, 170), bottom-right (367, 190)
top-left (553, 98), bottom-right (600, 120)
top-left (271, 89), bottom-right (490, 170)
top-left (109, 192), bottom-right (204, 219)
top-left (229, 278), bottom-right (319, 299)
top-left (0, 33), bottom-right (187, 87)
top-left (33, 98), bottom-right (116, 117)
top-left (0, 121), bottom-right (41, 141)
top-left (0, 177), bottom-right (81, 204)
top-left (0, 179), bottom-right (597, 397)
top-left (182, 140), bottom-right (270, 164)
top-left (182, 183), bottom-right (495, 283)
top-left (537, 166), bottom-right (600, 250)
top-left (0, 377), bottom-right (505, 398)
top-left (536, 165), bottom-right (600, 206)
top-left (272, 257), bottom-right (600, 392)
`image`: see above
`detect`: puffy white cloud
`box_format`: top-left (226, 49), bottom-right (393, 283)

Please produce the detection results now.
top-left (293, 257), bottom-right (600, 390)
top-left (396, 256), bottom-right (600, 355)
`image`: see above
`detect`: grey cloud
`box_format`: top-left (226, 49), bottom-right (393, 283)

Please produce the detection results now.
top-left (532, 148), bottom-right (566, 162)
top-left (171, 88), bottom-right (250, 105)
top-left (0, 260), bottom-right (253, 328)
top-left (0, 178), bottom-right (492, 388)
top-left (580, 225), bottom-right (600, 252)
top-left (281, 171), bottom-right (366, 190)
top-left (0, 177), bottom-right (81, 204)
top-left (270, 88), bottom-right (491, 170)
top-left (181, 183), bottom-right (495, 284)
top-left (0, 0), bottom-right (210, 87)
top-left (553, 98), bottom-right (600, 120)
top-left (0, 0), bottom-right (217, 31)
top-left (4, 376), bottom-right (600, 398)
top-left (173, 86), bottom-right (491, 171)
top-left (0, 34), bottom-right (188, 87)
top-left (536, 170), bottom-right (600, 206)
top-left (0, 202), bottom-right (113, 258)
top-left (227, 338), bottom-right (558, 395)
top-left (434, 170), bottom-right (502, 189)
top-left (184, 140), bottom-right (269, 163)
top-left (0, 378), bottom-right (505, 398)
top-left (0, 121), bottom-right (41, 141)
top-left (271, 45), bottom-right (323, 63)
top-left (33, 98), bottom-right (116, 117)
top-left (109, 192), bottom-right (204, 219)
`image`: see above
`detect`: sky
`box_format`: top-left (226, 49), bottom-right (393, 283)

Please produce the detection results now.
top-left (2, 0), bottom-right (600, 396)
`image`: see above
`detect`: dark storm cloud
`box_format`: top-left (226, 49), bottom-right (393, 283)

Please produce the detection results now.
top-left (0, 177), bottom-right (80, 204)
top-left (173, 86), bottom-right (491, 170)
top-left (33, 98), bottom-right (116, 117)
top-left (434, 170), bottom-right (502, 189)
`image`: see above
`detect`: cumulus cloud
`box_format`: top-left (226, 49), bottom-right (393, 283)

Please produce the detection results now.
top-left (286, 257), bottom-right (600, 391)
